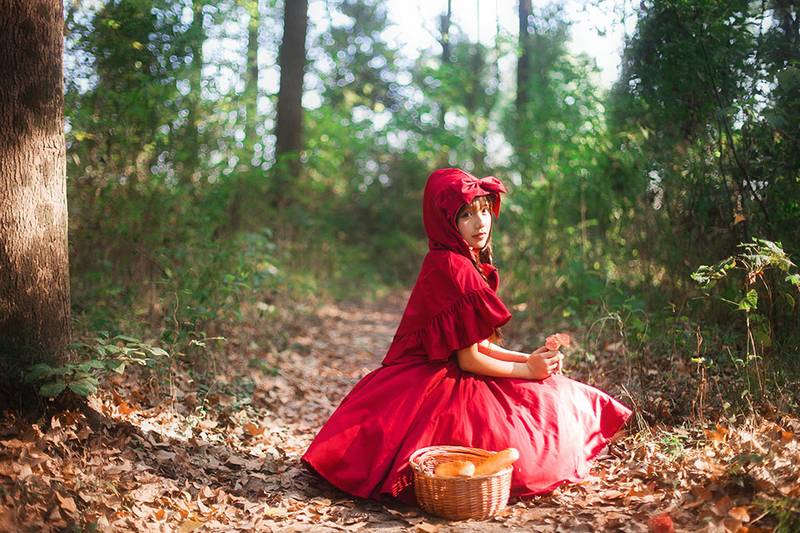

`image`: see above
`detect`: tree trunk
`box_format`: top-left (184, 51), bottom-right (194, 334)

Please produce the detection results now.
top-left (274, 0), bottom-right (308, 209)
top-left (229, 0), bottom-right (261, 232)
top-left (516, 0), bottom-right (532, 114)
top-left (438, 0), bottom-right (452, 128)
top-left (516, 0), bottom-right (533, 172)
top-left (182, 0), bottom-right (205, 186)
top-left (468, 0), bottom-right (486, 173)
top-left (243, 0), bottom-right (259, 158)
top-left (0, 0), bottom-right (70, 406)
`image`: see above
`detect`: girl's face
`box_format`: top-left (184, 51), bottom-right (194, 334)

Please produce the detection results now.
top-left (456, 196), bottom-right (493, 250)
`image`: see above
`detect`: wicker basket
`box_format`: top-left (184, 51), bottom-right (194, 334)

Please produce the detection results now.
top-left (408, 445), bottom-right (513, 520)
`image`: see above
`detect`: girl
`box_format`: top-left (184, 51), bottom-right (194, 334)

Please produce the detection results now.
top-left (302, 168), bottom-right (631, 503)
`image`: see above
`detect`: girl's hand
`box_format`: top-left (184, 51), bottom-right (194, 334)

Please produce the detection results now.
top-left (526, 348), bottom-right (562, 380)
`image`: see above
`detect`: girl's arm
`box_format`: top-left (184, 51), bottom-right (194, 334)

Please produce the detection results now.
top-left (457, 343), bottom-right (533, 378)
top-left (477, 339), bottom-right (529, 363)
top-left (456, 343), bottom-right (562, 379)
top-left (457, 344), bottom-right (560, 380)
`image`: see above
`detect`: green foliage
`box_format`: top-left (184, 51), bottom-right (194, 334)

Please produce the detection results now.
top-left (692, 238), bottom-right (799, 318)
top-left (691, 238), bottom-right (800, 400)
top-left (761, 496), bottom-right (800, 533)
top-left (24, 334), bottom-right (169, 398)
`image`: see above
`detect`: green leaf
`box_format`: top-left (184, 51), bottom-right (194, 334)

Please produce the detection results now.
top-left (107, 360), bottom-right (127, 374)
top-left (78, 359), bottom-right (106, 372)
top-left (114, 335), bottom-right (140, 343)
top-left (68, 377), bottom-right (98, 397)
top-left (25, 363), bottom-right (56, 383)
top-left (786, 273), bottom-right (800, 289)
top-left (738, 289), bottom-right (758, 311)
top-left (39, 381), bottom-right (66, 397)
top-left (691, 256), bottom-right (735, 288)
top-left (146, 346), bottom-right (169, 357)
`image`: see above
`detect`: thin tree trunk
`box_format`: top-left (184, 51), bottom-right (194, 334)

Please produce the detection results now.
top-left (516, 0), bottom-right (532, 113)
top-left (516, 0), bottom-right (533, 174)
top-left (243, 0), bottom-right (259, 158)
top-left (182, 0), bottom-right (204, 186)
top-left (0, 0), bottom-right (70, 405)
top-left (230, 0), bottom-right (260, 231)
top-left (494, 0), bottom-right (501, 89)
top-left (467, 2), bottom-right (486, 173)
top-left (274, 0), bottom-right (308, 209)
top-left (438, 0), bottom-right (452, 128)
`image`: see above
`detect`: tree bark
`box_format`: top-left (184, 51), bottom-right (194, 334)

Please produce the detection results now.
top-left (274, 0), bottom-right (308, 209)
top-left (243, 0), bottom-right (260, 158)
top-left (438, 0), bottom-right (452, 128)
top-left (0, 0), bottom-right (70, 405)
top-left (515, 0), bottom-right (533, 173)
top-left (516, 0), bottom-right (532, 113)
top-left (182, 0), bottom-right (205, 186)
top-left (229, 0), bottom-right (261, 232)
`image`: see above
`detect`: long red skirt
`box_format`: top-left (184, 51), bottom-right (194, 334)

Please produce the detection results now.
top-left (302, 357), bottom-right (631, 503)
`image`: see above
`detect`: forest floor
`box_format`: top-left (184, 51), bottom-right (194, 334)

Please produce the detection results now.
top-left (1, 293), bottom-right (799, 532)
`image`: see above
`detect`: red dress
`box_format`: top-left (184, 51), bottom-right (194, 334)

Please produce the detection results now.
top-left (302, 168), bottom-right (632, 503)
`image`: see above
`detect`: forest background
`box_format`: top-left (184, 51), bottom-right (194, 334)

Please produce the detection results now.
top-left (41, 0), bottom-right (799, 414)
top-left (1, 0), bottom-right (800, 530)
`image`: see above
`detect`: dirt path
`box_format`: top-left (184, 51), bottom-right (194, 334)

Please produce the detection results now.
top-left (1, 295), bottom-right (798, 532)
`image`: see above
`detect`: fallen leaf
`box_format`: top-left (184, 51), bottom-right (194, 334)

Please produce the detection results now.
top-left (713, 495), bottom-right (733, 517)
top-left (198, 419), bottom-right (218, 430)
top-left (727, 506), bottom-right (750, 522)
top-left (116, 400), bottom-right (135, 416)
top-left (178, 519), bottom-right (204, 533)
top-left (706, 425), bottom-right (728, 442)
top-left (416, 523), bottom-right (439, 533)
top-left (244, 422), bottom-right (264, 437)
top-left (264, 506), bottom-right (288, 518)
top-left (55, 492), bottom-right (78, 515)
top-left (17, 464), bottom-right (33, 479)
top-left (130, 483), bottom-right (160, 503)
top-left (647, 513), bottom-right (674, 533)
top-left (722, 517), bottom-right (741, 532)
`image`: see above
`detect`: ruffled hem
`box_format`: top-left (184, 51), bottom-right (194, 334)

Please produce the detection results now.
top-left (387, 286), bottom-right (512, 363)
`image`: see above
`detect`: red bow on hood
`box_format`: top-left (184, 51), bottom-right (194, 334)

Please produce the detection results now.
top-left (382, 168), bottom-right (512, 365)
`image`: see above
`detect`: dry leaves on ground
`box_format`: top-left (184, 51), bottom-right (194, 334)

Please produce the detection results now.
top-left (1, 294), bottom-right (798, 532)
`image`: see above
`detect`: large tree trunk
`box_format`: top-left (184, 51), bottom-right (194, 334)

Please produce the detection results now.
top-left (0, 0), bottom-right (70, 405)
top-left (273, 0), bottom-right (308, 209)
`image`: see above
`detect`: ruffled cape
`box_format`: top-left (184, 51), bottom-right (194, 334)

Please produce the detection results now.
top-left (382, 251), bottom-right (511, 364)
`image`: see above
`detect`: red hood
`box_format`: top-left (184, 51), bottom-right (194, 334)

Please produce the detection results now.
top-left (423, 168), bottom-right (507, 258)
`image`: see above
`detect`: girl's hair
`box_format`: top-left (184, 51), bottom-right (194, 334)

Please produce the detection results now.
top-left (455, 195), bottom-right (503, 344)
